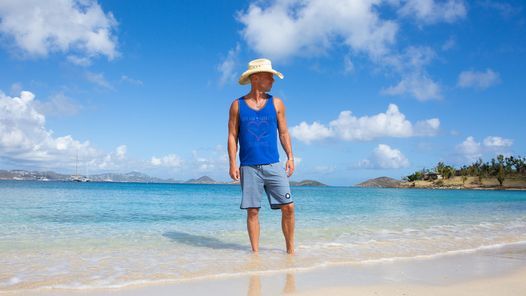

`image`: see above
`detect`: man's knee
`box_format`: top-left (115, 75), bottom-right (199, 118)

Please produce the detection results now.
top-left (281, 203), bottom-right (294, 217)
top-left (247, 208), bottom-right (259, 221)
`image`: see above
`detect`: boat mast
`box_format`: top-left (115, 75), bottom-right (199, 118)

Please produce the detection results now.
top-left (75, 150), bottom-right (78, 177)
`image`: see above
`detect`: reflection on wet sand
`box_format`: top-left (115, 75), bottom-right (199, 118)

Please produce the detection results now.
top-left (248, 275), bottom-right (261, 296)
top-left (247, 273), bottom-right (296, 295)
top-left (283, 273), bottom-right (296, 294)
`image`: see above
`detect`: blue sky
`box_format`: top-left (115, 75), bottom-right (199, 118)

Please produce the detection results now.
top-left (0, 0), bottom-right (525, 185)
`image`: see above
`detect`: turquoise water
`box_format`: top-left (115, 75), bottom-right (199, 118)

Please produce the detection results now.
top-left (1, 180), bottom-right (525, 290)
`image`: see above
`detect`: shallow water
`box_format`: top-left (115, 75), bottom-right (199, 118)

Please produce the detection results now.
top-left (1, 181), bottom-right (525, 290)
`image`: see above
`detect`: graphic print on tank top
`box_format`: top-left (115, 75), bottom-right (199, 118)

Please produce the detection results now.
top-left (247, 115), bottom-right (270, 142)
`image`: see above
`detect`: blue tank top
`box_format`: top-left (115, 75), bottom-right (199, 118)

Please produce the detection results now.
top-left (238, 94), bottom-right (280, 166)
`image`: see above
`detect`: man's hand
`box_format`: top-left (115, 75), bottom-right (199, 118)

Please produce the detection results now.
top-left (230, 165), bottom-right (240, 181)
top-left (285, 159), bottom-right (294, 177)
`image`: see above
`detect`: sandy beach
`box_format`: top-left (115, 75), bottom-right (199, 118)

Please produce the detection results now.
top-left (3, 241), bottom-right (525, 296)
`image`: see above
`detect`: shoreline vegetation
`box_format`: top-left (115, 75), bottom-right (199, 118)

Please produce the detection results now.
top-left (358, 154), bottom-right (526, 190)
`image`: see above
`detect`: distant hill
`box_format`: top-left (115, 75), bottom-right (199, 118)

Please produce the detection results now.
top-left (0, 170), bottom-right (329, 186)
top-left (1, 169), bottom-right (183, 183)
top-left (0, 169), bottom-right (241, 185)
top-left (89, 171), bottom-right (169, 183)
top-left (0, 169), bottom-right (69, 181)
top-left (184, 176), bottom-right (217, 184)
top-left (356, 176), bottom-right (402, 188)
top-left (289, 179), bottom-right (327, 186)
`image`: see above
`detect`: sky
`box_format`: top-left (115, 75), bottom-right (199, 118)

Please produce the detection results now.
top-left (0, 0), bottom-right (525, 186)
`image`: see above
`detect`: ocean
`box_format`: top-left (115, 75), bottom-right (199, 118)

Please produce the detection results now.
top-left (1, 180), bottom-right (525, 291)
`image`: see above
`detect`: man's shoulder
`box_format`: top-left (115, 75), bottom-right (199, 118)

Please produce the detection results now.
top-left (230, 98), bottom-right (240, 107)
top-left (229, 98), bottom-right (240, 116)
top-left (272, 96), bottom-right (285, 108)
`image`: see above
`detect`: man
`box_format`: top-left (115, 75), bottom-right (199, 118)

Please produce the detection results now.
top-left (227, 58), bottom-right (295, 254)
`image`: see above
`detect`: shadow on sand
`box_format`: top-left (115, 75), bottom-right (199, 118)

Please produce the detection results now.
top-left (163, 231), bottom-right (247, 251)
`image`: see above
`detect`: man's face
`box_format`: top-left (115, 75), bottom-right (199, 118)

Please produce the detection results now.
top-left (250, 72), bottom-right (274, 91)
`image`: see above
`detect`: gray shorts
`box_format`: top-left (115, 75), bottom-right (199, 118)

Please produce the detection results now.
top-left (240, 162), bottom-right (293, 210)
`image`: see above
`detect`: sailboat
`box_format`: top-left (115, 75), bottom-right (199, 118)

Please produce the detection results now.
top-left (70, 151), bottom-right (90, 182)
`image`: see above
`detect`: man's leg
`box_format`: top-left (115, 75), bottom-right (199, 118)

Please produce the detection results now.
top-left (247, 208), bottom-right (260, 253)
top-left (281, 203), bottom-right (295, 254)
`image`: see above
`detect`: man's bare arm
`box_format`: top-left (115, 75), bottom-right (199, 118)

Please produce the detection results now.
top-left (228, 100), bottom-right (240, 180)
top-left (275, 98), bottom-right (294, 176)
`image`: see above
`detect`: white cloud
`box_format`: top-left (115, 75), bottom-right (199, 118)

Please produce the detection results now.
top-left (442, 36), bottom-right (456, 51)
top-left (329, 105), bottom-right (412, 140)
top-left (455, 135), bottom-right (513, 163)
top-left (313, 164), bottom-right (336, 174)
top-left (191, 145), bottom-right (229, 172)
top-left (33, 93), bottom-right (81, 117)
top-left (149, 145), bottom-right (229, 177)
top-left (85, 71), bottom-right (114, 90)
top-left (10, 82), bottom-right (23, 95)
top-left (67, 55), bottom-right (92, 66)
top-left (457, 69), bottom-right (500, 89)
top-left (456, 136), bottom-right (482, 163)
top-left (291, 104), bottom-right (440, 143)
top-left (382, 73), bottom-right (441, 101)
top-left (290, 121), bottom-right (334, 144)
top-left (397, 0), bottom-right (467, 24)
top-left (480, 1), bottom-right (521, 19)
top-left (0, 90), bottom-right (235, 177)
top-left (414, 118), bottom-right (440, 136)
top-left (343, 55), bottom-right (355, 73)
top-left (120, 75), bottom-right (143, 86)
top-left (381, 46), bottom-right (442, 101)
top-left (238, 1), bottom-right (452, 102)
top-left (483, 136), bottom-right (513, 149)
top-left (116, 145), bottom-right (127, 160)
top-left (0, 90), bottom-right (125, 170)
top-left (150, 157), bottom-right (162, 166)
top-left (150, 154), bottom-right (183, 168)
top-left (237, 0), bottom-right (398, 61)
top-left (237, 1), bottom-right (464, 102)
top-left (218, 44), bottom-right (241, 85)
top-left (359, 144), bottom-right (410, 169)
top-left (0, 0), bottom-right (118, 62)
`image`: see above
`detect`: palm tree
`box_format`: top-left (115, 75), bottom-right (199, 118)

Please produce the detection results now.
top-left (435, 161), bottom-right (446, 176)
top-left (460, 166), bottom-right (469, 185)
top-left (494, 155), bottom-right (506, 186)
top-left (497, 165), bottom-right (505, 186)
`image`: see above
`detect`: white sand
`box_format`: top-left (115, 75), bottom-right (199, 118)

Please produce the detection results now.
top-left (297, 268), bottom-right (526, 296)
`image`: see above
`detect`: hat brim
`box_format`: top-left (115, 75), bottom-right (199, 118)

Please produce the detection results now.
top-left (238, 69), bottom-right (284, 85)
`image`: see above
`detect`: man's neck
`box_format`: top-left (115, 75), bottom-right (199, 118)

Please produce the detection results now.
top-left (246, 89), bottom-right (267, 102)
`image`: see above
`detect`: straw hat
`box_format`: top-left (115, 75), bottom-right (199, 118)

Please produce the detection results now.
top-left (238, 58), bottom-right (284, 85)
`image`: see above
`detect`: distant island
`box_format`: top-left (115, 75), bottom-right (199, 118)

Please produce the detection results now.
top-left (356, 154), bottom-right (526, 190)
top-left (356, 176), bottom-right (402, 188)
top-left (0, 169), bottom-right (327, 186)
top-left (289, 179), bottom-right (327, 186)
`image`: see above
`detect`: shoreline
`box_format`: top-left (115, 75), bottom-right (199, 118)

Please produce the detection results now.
top-left (358, 176), bottom-right (526, 191)
top-left (398, 185), bottom-right (526, 191)
top-left (4, 241), bottom-right (526, 296)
